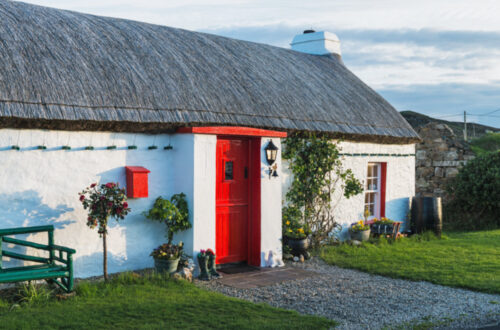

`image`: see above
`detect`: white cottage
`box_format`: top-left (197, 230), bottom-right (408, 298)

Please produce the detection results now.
top-left (0, 1), bottom-right (419, 277)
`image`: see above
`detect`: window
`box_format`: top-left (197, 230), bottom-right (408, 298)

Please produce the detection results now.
top-left (364, 162), bottom-right (387, 219)
top-left (224, 161), bottom-right (234, 180)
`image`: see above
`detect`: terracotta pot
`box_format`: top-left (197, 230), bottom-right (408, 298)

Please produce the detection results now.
top-left (350, 229), bottom-right (371, 242)
top-left (154, 257), bottom-right (180, 274)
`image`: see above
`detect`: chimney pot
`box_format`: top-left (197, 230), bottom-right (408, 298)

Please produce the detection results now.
top-left (291, 31), bottom-right (341, 57)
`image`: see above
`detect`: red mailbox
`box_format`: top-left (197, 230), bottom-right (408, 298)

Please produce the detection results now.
top-left (125, 166), bottom-right (151, 198)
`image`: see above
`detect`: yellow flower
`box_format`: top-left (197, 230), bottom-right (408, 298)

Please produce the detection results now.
top-left (298, 228), bottom-right (304, 233)
top-left (288, 229), bottom-right (292, 233)
top-left (286, 221), bottom-right (290, 225)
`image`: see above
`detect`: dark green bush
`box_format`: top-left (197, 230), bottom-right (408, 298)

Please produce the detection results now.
top-left (445, 151), bottom-right (500, 230)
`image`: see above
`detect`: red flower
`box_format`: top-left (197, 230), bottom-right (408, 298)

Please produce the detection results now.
top-left (107, 202), bottom-right (113, 208)
top-left (123, 202), bottom-right (128, 208)
top-left (206, 249), bottom-right (215, 256)
top-left (116, 207), bottom-right (122, 215)
top-left (90, 183), bottom-right (97, 188)
top-left (79, 195), bottom-right (85, 202)
top-left (105, 182), bottom-right (115, 188)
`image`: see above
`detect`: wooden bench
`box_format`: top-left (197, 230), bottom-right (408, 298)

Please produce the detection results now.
top-left (0, 225), bottom-right (75, 292)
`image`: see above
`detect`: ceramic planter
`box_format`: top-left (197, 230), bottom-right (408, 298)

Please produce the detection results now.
top-left (154, 257), bottom-right (180, 274)
top-left (350, 229), bottom-right (371, 241)
top-left (286, 236), bottom-right (309, 256)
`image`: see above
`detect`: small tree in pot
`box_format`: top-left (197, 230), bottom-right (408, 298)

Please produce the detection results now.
top-left (144, 193), bottom-right (191, 274)
top-left (79, 182), bottom-right (130, 281)
top-left (282, 206), bottom-right (311, 256)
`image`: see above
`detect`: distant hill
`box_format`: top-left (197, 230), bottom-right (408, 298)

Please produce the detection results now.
top-left (400, 111), bottom-right (499, 139)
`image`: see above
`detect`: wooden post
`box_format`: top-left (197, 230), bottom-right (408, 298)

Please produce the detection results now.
top-left (464, 111), bottom-right (467, 141)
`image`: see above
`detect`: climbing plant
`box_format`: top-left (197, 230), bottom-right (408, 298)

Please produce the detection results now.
top-left (283, 133), bottom-right (363, 246)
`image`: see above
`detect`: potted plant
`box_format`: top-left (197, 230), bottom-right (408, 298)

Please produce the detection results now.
top-left (282, 206), bottom-right (311, 256)
top-left (349, 220), bottom-right (371, 241)
top-left (150, 242), bottom-right (184, 274)
top-left (197, 250), bottom-right (210, 281)
top-left (144, 193), bottom-right (191, 274)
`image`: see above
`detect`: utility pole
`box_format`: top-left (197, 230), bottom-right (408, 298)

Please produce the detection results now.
top-left (463, 111), bottom-right (467, 141)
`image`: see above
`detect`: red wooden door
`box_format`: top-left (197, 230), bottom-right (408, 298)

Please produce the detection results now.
top-left (216, 138), bottom-right (249, 264)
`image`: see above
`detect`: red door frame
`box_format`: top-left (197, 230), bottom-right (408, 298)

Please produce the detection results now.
top-left (215, 136), bottom-right (261, 266)
top-left (178, 126), bottom-right (286, 267)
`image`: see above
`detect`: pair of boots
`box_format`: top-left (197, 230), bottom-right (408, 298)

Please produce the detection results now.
top-left (198, 254), bottom-right (221, 281)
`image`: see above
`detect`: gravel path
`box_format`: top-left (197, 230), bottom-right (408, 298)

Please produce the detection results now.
top-left (196, 259), bottom-right (500, 329)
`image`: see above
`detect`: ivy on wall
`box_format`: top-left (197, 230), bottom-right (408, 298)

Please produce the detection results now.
top-left (283, 133), bottom-right (363, 246)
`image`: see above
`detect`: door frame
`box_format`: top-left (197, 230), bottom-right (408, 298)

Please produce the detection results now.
top-left (215, 136), bottom-right (261, 266)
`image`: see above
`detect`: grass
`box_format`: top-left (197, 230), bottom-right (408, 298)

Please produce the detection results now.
top-left (0, 272), bottom-right (336, 329)
top-left (470, 132), bottom-right (500, 155)
top-left (320, 230), bottom-right (500, 294)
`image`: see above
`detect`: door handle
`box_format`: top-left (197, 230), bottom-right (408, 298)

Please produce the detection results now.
top-left (244, 167), bottom-right (248, 179)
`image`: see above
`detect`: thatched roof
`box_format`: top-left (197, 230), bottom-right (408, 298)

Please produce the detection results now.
top-left (0, 0), bottom-right (419, 143)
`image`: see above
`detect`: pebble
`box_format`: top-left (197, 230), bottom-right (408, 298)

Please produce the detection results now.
top-left (196, 258), bottom-right (500, 329)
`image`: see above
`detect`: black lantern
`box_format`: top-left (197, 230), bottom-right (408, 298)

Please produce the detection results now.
top-left (264, 140), bottom-right (278, 166)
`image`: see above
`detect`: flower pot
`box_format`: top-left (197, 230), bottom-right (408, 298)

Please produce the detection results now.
top-left (154, 257), bottom-right (180, 274)
top-left (197, 255), bottom-right (211, 281)
top-left (286, 236), bottom-right (309, 256)
top-left (350, 229), bottom-right (371, 242)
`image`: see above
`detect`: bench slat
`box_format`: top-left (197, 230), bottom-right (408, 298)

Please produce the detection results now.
top-left (0, 270), bottom-right (69, 283)
top-left (0, 265), bottom-right (65, 278)
top-left (2, 250), bottom-right (50, 263)
top-left (0, 264), bottom-right (59, 273)
top-left (0, 225), bottom-right (54, 236)
top-left (2, 237), bottom-right (50, 251)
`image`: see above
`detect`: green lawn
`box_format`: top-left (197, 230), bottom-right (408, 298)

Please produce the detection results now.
top-left (0, 274), bottom-right (336, 329)
top-left (320, 230), bottom-right (500, 294)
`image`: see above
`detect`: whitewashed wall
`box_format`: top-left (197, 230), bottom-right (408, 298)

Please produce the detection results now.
top-left (282, 141), bottom-right (415, 239)
top-left (260, 138), bottom-right (283, 267)
top-left (0, 128), bottom-right (197, 278)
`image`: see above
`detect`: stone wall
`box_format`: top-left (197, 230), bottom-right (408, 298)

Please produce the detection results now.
top-left (415, 123), bottom-right (475, 198)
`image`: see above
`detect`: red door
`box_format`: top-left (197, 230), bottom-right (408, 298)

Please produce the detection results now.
top-left (216, 138), bottom-right (249, 264)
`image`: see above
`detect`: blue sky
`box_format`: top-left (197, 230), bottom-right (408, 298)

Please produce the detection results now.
top-left (20, 0), bottom-right (500, 128)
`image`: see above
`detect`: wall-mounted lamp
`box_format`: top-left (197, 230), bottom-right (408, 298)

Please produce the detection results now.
top-left (264, 140), bottom-right (279, 178)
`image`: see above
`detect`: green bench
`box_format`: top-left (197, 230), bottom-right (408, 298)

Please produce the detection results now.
top-left (0, 225), bottom-right (75, 292)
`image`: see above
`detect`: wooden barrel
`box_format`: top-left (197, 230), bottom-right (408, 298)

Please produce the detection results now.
top-left (411, 197), bottom-right (443, 236)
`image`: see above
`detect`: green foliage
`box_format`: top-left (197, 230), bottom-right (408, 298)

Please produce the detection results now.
top-left (1, 273), bottom-right (336, 329)
top-left (283, 133), bottom-right (363, 246)
top-left (282, 206), bottom-right (311, 239)
top-left (470, 132), bottom-right (500, 155)
top-left (144, 194), bottom-right (191, 244)
top-left (16, 283), bottom-right (53, 306)
top-left (79, 182), bottom-right (130, 235)
top-left (349, 220), bottom-right (370, 233)
top-left (150, 242), bottom-right (184, 260)
top-left (320, 230), bottom-right (500, 294)
top-left (445, 151), bottom-right (500, 230)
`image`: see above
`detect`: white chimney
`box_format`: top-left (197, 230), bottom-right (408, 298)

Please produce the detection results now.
top-left (290, 30), bottom-right (341, 57)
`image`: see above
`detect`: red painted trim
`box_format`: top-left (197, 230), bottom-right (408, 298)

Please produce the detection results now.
top-left (177, 126), bottom-right (287, 138)
top-left (380, 162), bottom-right (387, 217)
top-left (248, 138), bottom-right (261, 267)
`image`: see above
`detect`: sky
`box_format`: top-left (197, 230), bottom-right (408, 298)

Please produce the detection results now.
top-left (19, 0), bottom-right (500, 129)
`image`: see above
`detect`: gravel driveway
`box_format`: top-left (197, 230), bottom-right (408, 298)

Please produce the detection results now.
top-left (196, 258), bottom-right (500, 329)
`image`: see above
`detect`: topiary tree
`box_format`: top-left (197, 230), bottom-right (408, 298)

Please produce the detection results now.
top-left (445, 151), bottom-right (500, 230)
top-left (283, 133), bottom-right (363, 246)
top-left (79, 182), bottom-right (130, 280)
top-left (143, 193), bottom-right (191, 244)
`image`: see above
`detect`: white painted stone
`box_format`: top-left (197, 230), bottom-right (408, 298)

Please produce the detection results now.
top-left (290, 31), bottom-right (341, 56)
top-left (282, 141), bottom-right (416, 239)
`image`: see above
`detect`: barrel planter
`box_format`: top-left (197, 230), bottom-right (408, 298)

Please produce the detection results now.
top-left (154, 257), bottom-right (180, 274)
top-left (411, 196), bottom-right (443, 236)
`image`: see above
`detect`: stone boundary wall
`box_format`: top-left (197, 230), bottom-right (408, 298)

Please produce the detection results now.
top-left (415, 123), bottom-right (475, 198)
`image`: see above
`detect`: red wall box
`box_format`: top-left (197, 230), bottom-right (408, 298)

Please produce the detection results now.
top-left (125, 166), bottom-right (151, 198)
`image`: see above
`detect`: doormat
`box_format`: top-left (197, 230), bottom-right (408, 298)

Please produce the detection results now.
top-left (218, 265), bottom-right (260, 275)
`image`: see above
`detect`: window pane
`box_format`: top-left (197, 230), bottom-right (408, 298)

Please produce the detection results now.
top-left (225, 161), bottom-right (234, 180)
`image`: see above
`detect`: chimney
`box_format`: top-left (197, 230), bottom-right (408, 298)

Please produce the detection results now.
top-left (290, 30), bottom-right (341, 57)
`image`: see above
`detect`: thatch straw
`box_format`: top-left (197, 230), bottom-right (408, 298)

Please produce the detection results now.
top-left (0, 1), bottom-right (419, 144)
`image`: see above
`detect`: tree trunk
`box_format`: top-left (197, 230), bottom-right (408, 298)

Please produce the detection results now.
top-left (103, 231), bottom-right (108, 281)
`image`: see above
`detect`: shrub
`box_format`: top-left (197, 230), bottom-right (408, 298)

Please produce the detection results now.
top-left (445, 151), bottom-right (500, 230)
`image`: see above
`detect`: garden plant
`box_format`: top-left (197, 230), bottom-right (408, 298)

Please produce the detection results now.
top-left (79, 182), bottom-right (130, 280)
